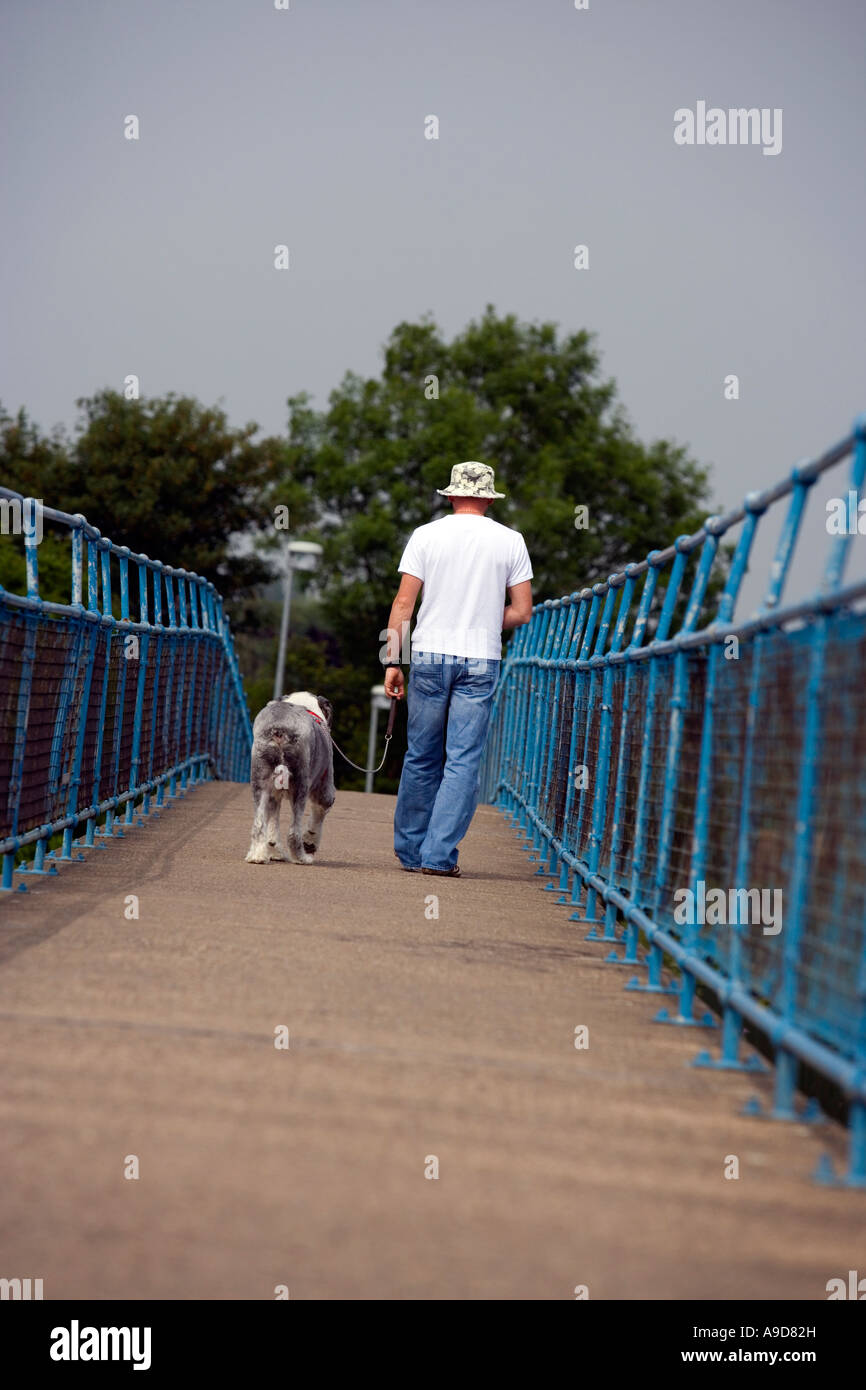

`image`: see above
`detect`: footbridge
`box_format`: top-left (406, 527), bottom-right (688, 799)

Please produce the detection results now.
top-left (1, 417), bottom-right (864, 1299)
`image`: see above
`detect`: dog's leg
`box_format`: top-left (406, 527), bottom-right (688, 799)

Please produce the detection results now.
top-left (301, 800), bottom-right (328, 856)
top-left (303, 775), bottom-right (335, 856)
top-left (266, 807), bottom-right (289, 860)
top-left (286, 778), bottom-right (313, 864)
top-left (245, 784), bottom-right (273, 864)
top-left (266, 775), bottom-right (289, 861)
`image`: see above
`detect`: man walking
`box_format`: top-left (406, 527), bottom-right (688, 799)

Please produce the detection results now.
top-left (383, 462), bottom-right (533, 877)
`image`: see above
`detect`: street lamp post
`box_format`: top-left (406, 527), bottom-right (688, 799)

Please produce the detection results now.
top-left (273, 539), bottom-right (322, 701)
top-left (366, 684), bottom-right (393, 794)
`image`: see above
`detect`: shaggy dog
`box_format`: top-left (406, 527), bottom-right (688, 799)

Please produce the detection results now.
top-left (245, 692), bottom-right (335, 865)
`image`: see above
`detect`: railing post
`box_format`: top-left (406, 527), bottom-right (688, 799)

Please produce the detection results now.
top-left (521, 603), bottom-right (552, 842)
top-left (689, 505), bottom-right (763, 1070)
top-left (584, 572), bottom-right (635, 939)
top-left (571, 581), bottom-right (618, 923)
top-left (554, 592), bottom-right (591, 894)
top-left (179, 576), bottom-right (196, 785)
top-left (60, 597), bottom-right (98, 861)
top-left (144, 562), bottom-right (163, 816)
top-left (624, 547), bottom-right (690, 995)
top-left (84, 526), bottom-right (108, 848)
top-left (104, 544), bottom-right (126, 839)
top-left (536, 599), bottom-right (569, 877)
top-left (649, 531), bottom-right (718, 1027)
top-left (601, 561), bottom-right (659, 959)
top-left (126, 557), bottom-right (150, 825)
top-left (24, 497), bottom-right (40, 599)
top-left (506, 620), bottom-right (532, 822)
top-left (539, 593), bottom-right (581, 884)
top-left (565, 588), bottom-right (602, 914)
top-left (50, 521), bottom-right (98, 863)
top-left (3, 502), bottom-right (40, 889)
top-left (164, 572), bottom-right (180, 798)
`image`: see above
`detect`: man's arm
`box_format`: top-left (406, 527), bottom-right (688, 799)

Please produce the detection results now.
top-left (384, 572), bottom-right (422, 699)
top-left (503, 579), bottom-right (533, 631)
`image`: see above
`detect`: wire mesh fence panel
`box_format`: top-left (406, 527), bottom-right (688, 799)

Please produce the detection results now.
top-left (699, 642), bottom-right (754, 973)
top-left (658, 649), bottom-right (708, 920)
top-left (634, 654), bottom-right (675, 906)
top-left (613, 662), bottom-right (649, 891)
top-left (796, 609), bottom-right (866, 1057)
top-left (562, 663), bottom-right (596, 861)
top-left (737, 628), bottom-right (810, 1003)
top-left (544, 672), bottom-right (574, 842)
top-left (0, 490), bottom-right (252, 880)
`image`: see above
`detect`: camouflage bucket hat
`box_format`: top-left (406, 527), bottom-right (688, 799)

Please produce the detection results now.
top-left (436, 461), bottom-right (506, 499)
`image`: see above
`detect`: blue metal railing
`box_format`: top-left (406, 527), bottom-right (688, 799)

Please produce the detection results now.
top-left (0, 489), bottom-right (253, 888)
top-left (481, 414), bottom-right (866, 1187)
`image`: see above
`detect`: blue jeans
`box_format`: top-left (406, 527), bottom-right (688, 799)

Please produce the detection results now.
top-left (394, 651), bottom-right (500, 871)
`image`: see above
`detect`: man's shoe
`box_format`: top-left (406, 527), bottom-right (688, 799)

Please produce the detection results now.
top-left (420, 865), bottom-right (461, 877)
top-left (395, 852), bottom-right (420, 872)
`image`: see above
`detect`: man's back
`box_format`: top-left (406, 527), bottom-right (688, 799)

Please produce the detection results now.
top-left (387, 460), bottom-right (534, 876)
top-left (399, 513), bottom-right (533, 660)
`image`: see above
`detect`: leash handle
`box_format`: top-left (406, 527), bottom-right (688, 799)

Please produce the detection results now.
top-left (385, 696), bottom-right (398, 739)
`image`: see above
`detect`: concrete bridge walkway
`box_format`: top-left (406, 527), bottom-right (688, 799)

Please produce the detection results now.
top-left (0, 783), bottom-right (860, 1300)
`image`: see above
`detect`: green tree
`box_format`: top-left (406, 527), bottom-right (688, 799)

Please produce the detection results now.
top-left (1, 406), bottom-right (76, 603)
top-left (274, 307), bottom-right (715, 781)
top-left (1, 393), bottom-right (286, 597)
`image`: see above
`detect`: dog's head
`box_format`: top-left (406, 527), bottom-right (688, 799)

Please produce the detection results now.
top-left (280, 691), bottom-right (333, 728)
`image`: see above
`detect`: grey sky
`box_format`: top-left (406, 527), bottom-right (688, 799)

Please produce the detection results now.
top-left (2, 0), bottom-right (864, 615)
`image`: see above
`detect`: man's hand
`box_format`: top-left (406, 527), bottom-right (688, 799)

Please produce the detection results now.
top-left (384, 666), bottom-right (405, 699)
top-left (383, 573), bottom-right (421, 700)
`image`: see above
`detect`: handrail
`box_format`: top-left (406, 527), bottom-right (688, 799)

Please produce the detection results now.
top-left (481, 413), bottom-right (866, 1187)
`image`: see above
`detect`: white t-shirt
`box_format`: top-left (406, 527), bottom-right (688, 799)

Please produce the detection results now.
top-left (398, 514), bottom-right (533, 659)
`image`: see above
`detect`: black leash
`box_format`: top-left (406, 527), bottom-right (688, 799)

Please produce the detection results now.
top-left (328, 696), bottom-right (398, 776)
